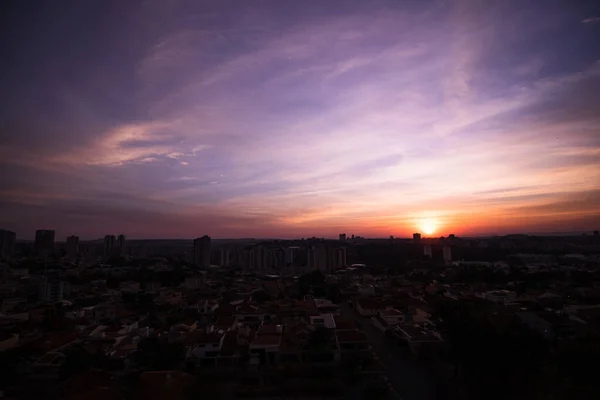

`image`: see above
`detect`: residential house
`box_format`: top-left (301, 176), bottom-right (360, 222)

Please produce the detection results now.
top-left (372, 308), bottom-right (405, 332)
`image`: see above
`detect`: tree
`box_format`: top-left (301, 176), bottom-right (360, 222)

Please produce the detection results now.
top-left (134, 336), bottom-right (185, 370)
top-left (252, 289), bottom-right (271, 304)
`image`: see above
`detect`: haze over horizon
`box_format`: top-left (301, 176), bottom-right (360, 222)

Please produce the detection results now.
top-left (1, 0), bottom-right (600, 240)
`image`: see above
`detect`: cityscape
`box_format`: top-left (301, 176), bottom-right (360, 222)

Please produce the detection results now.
top-left (2, 0), bottom-right (600, 399)
top-left (1, 228), bottom-right (600, 399)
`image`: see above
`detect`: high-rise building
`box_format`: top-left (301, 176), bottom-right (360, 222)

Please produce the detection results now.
top-left (284, 246), bottom-right (300, 266)
top-left (210, 247), bottom-right (230, 267)
top-left (269, 247), bottom-right (285, 269)
top-left (66, 236), bottom-right (79, 258)
top-left (326, 246), bottom-right (347, 271)
top-left (308, 245), bottom-right (327, 272)
top-left (339, 233), bottom-right (346, 241)
top-left (443, 246), bottom-right (452, 263)
top-left (250, 245), bottom-right (268, 270)
top-left (103, 235), bottom-right (116, 258)
top-left (193, 235), bottom-right (211, 267)
top-left (424, 245), bottom-right (432, 258)
top-left (35, 230), bottom-right (55, 257)
top-left (39, 276), bottom-right (65, 302)
top-left (117, 234), bottom-right (126, 256)
top-left (0, 229), bottom-right (16, 260)
top-left (594, 230), bottom-right (599, 237)
top-left (413, 233), bottom-right (421, 242)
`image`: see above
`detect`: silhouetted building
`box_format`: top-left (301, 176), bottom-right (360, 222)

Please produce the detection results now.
top-left (210, 247), bottom-right (230, 267)
top-left (35, 229), bottom-right (55, 257)
top-left (308, 245), bottom-right (327, 272)
top-left (193, 235), bottom-right (211, 267)
top-left (250, 245), bottom-right (268, 270)
top-left (594, 230), bottom-right (599, 237)
top-left (270, 247), bottom-right (285, 269)
top-left (443, 246), bottom-right (452, 263)
top-left (424, 245), bottom-right (432, 258)
top-left (413, 233), bottom-right (421, 242)
top-left (0, 229), bottom-right (16, 259)
top-left (326, 246), bottom-right (347, 270)
top-left (448, 234), bottom-right (456, 240)
top-left (117, 234), bottom-right (126, 256)
top-left (103, 235), bottom-right (116, 258)
top-left (39, 276), bottom-right (65, 302)
top-left (66, 235), bottom-right (79, 258)
top-left (284, 246), bottom-right (301, 266)
top-left (339, 233), bottom-right (346, 241)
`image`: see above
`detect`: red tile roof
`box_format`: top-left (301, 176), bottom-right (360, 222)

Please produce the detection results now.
top-left (251, 334), bottom-right (281, 347)
top-left (181, 331), bottom-right (223, 345)
top-left (335, 330), bottom-right (369, 343)
top-left (380, 308), bottom-right (402, 317)
top-left (257, 323), bottom-right (283, 335)
top-left (334, 316), bottom-right (357, 330)
top-left (219, 330), bottom-right (240, 356)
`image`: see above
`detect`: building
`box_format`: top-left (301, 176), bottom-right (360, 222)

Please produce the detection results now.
top-left (117, 234), bottom-right (126, 256)
top-left (35, 229), bottom-right (55, 256)
top-left (424, 245), bottom-right (432, 258)
top-left (103, 235), bottom-right (116, 258)
top-left (443, 246), bottom-right (452, 263)
top-left (269, 247), bottom-right (285, 269)
top-left (0, 229), bottom-right (16, 259)
top-left (65, 236), bottom-right (79, 258)
top-left (326, 246), bottom-right (347, 271)
top-left (284, 246), bottom-right (300, 266)
top-left (210, 247), bottom-right (230, 267)
top-left (372, 308), bottom-right (405, 332)
top-left (193, 235), bottom-right (211, 267)
top-left (308, 245), bottom-right (327, 272)
top-left (39, 276), bottom-right (65, 302)
top-left (339, 233), bottom-right (346, 241)
top-left (413, 233), bottom-right (421, 242)
top-left (250, 245), bottom-right (268, 270)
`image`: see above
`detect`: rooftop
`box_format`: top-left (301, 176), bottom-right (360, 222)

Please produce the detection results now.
top-left (250, 334), bottom-right (281, 347)
top-left (335, 330), bottom-right (369, 343)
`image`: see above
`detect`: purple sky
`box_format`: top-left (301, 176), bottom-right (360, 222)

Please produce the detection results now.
top-left (1, 0), bottom-right (600, 240)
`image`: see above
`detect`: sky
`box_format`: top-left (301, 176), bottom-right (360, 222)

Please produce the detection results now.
top-left (1, 0), bottom-right (600, 240)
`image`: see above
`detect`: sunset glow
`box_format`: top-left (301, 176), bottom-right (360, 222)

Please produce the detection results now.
top-left (419, 219), bottom-right (439, 237)
top-left (1, 1), bottom-right (599, 239)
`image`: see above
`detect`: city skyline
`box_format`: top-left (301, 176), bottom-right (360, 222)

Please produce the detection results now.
top-left (1, 1), bottom-right (600, 239)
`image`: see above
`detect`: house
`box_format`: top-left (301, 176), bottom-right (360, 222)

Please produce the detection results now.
top-left (249, 323), bottom-right (283, 367)
top-left (0, 333), bottom-right (19, 351)
top-left (314, 298), bottom-right (340, 315)
top-left (372, 308), bottom-right (405, 332)
top-left (183, 330), bottom-right (225, 368)
top-left (309, 314), bottom-right (336, 329)
top-left (58, 370), bottom-right (119, 400)
top-left (335, 330), bottom-right (370, 354)
top-left (483, 290), bottom-right (517, 304)
top-left (354, 297), bottom-right (383, 316)
top-left (394, 325), bottom-right (443, 355)
top-left (333, 316), bottom-right (356, 331)
top-left (279, 321), bottom-right (310, 364)
top-left (412, 306), bottom-right (433, 325)
top-left (133, 370), bottom-right (196, 400)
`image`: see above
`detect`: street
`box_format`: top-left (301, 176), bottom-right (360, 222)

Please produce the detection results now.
top-left (340, 303), bottom-right (442, 400)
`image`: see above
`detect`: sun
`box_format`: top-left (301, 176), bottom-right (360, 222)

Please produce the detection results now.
top-left (419, 218), bottom-right (438, 236)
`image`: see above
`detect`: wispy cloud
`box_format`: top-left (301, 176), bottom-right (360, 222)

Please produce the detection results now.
top-left (582, 16), bottom-right (600, 25)
top-left (1, 0), bottom-right (600, 238)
